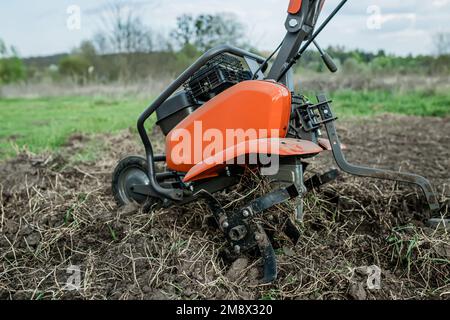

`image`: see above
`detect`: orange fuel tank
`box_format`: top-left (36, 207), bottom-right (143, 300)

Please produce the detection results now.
top-left (165, 80), bottom-right (292, 173)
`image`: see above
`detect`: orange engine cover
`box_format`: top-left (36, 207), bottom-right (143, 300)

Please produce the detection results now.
top-left (166, 80), bottom-right (292, 173)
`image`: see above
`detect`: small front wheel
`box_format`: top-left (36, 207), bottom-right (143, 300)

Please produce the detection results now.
top-left (112, 156), bottom-right (154, 207)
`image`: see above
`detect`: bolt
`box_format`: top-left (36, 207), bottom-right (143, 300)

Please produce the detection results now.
top-left (222, 221), bottom-right (229, 229)
top-left (288, 18), bottom-right (298, 27)
top-left (234, 245), bottom-right (241, 254)
top-left (242, 209), bottom-right (251, 218)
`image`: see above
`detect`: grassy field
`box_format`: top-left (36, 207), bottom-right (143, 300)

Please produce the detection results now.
top-left (0, 90), bottom-right (449, 159)
top-left (331, 90), bottom-right (450, 117)
top-left (0, 96), bottom-right (154, 159)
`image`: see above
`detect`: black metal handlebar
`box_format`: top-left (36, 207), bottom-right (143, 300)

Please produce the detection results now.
top-left (137, 45), bottom-right (266, 201)
top-left (277, 0), bottom-right (348, 81)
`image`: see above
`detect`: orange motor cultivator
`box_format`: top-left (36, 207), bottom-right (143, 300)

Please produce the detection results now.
top-left (112, 0), bottom-right (446, 283)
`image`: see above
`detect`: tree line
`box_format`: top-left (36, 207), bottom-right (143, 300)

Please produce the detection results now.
top-left (1, 3), bottom-right (450, 85)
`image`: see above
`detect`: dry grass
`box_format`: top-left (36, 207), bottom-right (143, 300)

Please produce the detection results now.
top-left (0, 115), bottom-right (449, 300)
top-left (296, 73), bottom-right (450, 94)
top-left (2, 74), bottom-right (450, 100)
top-left (0, 76), bottom-right (173, 99)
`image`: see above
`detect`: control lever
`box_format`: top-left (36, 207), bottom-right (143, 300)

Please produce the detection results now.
top-left (313, 40), bottom-right (338, 73)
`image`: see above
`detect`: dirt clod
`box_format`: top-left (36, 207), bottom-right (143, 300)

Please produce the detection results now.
top-left (349, 283), bottom-right (367, 300)
top-left (227, 258), bottom-right (249, 281)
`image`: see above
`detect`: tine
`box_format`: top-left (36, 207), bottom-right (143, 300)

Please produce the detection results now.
top-left (255, 225), bottom-right (277, 283)
top-left (282, 217), bottom-right (301, 244)
top-left (304, 169), bottom-right (339, 192)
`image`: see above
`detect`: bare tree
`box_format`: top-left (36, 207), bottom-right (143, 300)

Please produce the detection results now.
top-left (0, 38), bottom-right (6, 57)
top-left (91, 1), bottom-right (160, 82)
top-left (0, 38), bottom-right (18, 58)
top-left (172, 15), bottom-right (196, 48)
top-left (433, 32), bottom-right (450, 56)
top-left (94, 1), bottom-right (154, 54)
top-left (171, 13), bottom-right (246, 51)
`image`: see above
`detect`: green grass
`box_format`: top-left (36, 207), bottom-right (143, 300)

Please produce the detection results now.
top-left (0, 90), bottom-right (449, 160)
top-left (330, 90), bottom-right (450, 118)
top-left (0, 96), bottom-right (155, 159)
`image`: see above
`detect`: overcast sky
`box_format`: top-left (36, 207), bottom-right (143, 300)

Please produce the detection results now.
top-left (1, 0), bottom-right (449, 57)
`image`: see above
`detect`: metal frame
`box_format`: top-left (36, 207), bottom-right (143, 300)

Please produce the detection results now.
top-left (136, 0), bottom-right (348, 201)
top-left (137, 45), bottom-right (265, 201)
top-left (267, 0), bottom-right (312, 81)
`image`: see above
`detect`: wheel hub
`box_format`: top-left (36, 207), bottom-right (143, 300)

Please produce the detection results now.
top-left (118, 167), bottom-right (150, 204)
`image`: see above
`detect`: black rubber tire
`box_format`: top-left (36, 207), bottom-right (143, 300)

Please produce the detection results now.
top-left (112, 156), bottom-right (155, 207)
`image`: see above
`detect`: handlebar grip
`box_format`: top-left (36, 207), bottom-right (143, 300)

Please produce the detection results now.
top-left (322, 52), bottom-right (338, 73)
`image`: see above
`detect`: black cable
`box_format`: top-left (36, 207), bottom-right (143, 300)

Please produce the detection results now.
top-left (252, 40), bottom-right (284, 80)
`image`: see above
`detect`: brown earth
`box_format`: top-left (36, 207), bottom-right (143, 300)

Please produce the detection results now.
top-left (0, 114), bottom-right (449, 300)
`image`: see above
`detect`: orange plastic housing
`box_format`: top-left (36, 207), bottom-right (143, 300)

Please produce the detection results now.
top-left (288, 0), bottom-right (303, 14)
top-left (318, 138), bottom-right (347, 151)
top-left (183, 138), bottom-right (323, 182)
top-left (165, 80), bottom-right (292, 173)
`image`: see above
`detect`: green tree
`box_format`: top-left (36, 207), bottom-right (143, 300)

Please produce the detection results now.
top-left (0, 57), bottom-right (26, 83)
top-left (59, 55), bottom-right (90, 82)
top-left (76, 40), bottom-right (97, 61)
top-left (342, 57), bottom-right (366, 74)
top-left (0, 38), bottom-right (26, 84)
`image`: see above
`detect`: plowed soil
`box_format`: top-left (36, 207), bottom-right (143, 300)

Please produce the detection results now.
top-left (0, 114), bottom-right (449, 300)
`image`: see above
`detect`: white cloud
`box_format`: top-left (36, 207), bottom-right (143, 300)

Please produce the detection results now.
top-left (432, 0), bottom-right (450, 7)
top-left (379, 13), bottom-right (416, 26)
top-left (0, 0), bottom-right (449, 57)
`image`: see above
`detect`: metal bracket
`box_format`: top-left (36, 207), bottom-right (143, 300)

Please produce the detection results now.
top-left (295, 99), bottom-right (337, 132)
